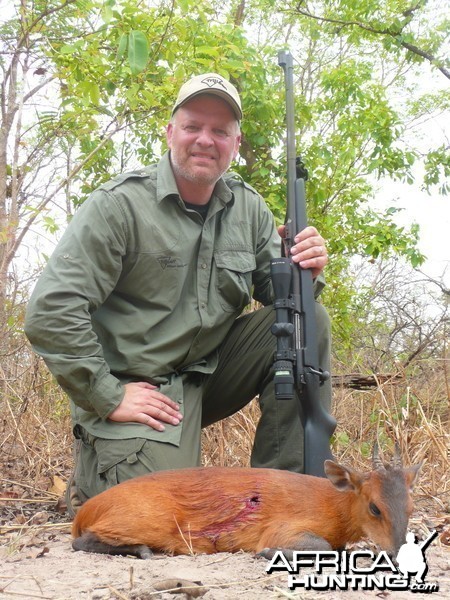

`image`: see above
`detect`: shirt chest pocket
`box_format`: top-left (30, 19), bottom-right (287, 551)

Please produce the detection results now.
top-left (214, 250), bottom-right (256, 313)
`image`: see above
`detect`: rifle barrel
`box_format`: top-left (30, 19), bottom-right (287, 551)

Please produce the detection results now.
top-left (273, 49), bottom-right (336, 477)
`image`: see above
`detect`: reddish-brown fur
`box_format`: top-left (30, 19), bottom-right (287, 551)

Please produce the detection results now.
top-left (72, 458), bottom-right (420, 557)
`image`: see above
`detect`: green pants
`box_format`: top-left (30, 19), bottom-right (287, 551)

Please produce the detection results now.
top-left (75, 303), bottom-right (332, 499)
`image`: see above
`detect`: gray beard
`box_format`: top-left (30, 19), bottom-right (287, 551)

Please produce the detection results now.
top-left (170, 152), bottom-right (226, 186)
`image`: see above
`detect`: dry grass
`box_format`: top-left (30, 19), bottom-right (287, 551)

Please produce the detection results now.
top-left (1, 360), bottom-right (72, 488)
top-left (202, 368), bottom-right (449, 518)
top-left (331, 364), bottom-right (449, 517)
top-left (0, 345), bottom-right (449, 524)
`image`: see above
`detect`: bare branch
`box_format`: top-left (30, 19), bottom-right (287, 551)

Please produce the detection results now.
top-left (291, 5), bottom-right (450, 81)
top-left (7, 114), bottom-right (128, 265)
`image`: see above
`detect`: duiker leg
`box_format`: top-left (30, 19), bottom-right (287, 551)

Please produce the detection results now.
top-left (257, 531), bottom-right (332, 560)
top-left (72, 531), bottom-right (153, 559)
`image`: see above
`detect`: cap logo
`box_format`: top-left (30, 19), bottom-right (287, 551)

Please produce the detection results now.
top-left (172, 73), bottom-right (242, 120)
top-left (201, 76), bottom-right (227, 90)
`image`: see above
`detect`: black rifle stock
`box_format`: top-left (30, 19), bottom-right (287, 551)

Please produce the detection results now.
top-left (270, 50), bottom-right (337, 477)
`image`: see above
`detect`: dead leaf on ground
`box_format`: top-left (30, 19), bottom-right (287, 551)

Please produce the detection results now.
top-left (440, 528), bottom-right (450, 546)
top-left (49, 475), bottom-right (66, 497)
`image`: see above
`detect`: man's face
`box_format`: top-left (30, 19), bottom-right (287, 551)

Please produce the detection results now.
top-left (167, 95), bottom-right (241, 188)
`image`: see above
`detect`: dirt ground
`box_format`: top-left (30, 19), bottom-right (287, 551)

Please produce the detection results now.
top-left (1, 503), bottom-right (449, 600)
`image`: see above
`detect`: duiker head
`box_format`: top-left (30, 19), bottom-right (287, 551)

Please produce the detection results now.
top-left (324, 443), bottom-right (421, 554)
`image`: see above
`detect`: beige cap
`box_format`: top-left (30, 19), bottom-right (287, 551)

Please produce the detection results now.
top-left (172, 73), bottom-right (242, 121)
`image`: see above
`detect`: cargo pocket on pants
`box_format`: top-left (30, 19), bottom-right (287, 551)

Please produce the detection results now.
top-left (94, 437), bottom-right (148, 489)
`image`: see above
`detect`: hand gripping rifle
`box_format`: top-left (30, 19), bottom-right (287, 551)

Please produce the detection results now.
top-left (270, 50), bottom-right (337, 477)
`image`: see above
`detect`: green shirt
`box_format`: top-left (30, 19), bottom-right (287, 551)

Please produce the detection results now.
top-left (25, 152), bottom-right (287, 443)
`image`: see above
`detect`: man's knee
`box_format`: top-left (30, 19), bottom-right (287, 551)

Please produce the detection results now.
top-left (315, 302), bottom-right (331, 364)
top-left (315, 302), bottom-right (331, 338)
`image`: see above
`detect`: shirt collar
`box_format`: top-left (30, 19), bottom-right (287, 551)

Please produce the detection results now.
top-left (156, 152), bottom-right (181, 202)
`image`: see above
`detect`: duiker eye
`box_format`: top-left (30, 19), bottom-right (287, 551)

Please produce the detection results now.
top-left (369, 502), bottom-right (381, 517)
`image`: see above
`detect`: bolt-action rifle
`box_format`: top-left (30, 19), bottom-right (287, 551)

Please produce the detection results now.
top-left (270, 50), bottom-right (337, 477)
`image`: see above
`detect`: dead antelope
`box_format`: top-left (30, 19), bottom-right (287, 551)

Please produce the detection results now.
top-left (71, 445), bottom-right (420, 559)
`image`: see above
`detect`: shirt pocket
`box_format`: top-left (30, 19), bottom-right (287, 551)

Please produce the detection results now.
top-left (119, 251), bottom-right (187, 308)
top-left (214, 250), bottom-right (256, 313)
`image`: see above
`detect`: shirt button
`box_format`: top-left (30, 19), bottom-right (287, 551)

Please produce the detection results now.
top-left (201, 263), bottom-right (207, 269)
top-left (201, 303), bottom-right (206, 309)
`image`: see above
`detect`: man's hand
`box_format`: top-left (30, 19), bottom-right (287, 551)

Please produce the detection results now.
top-left (278, 225), bottom-right (328, 279)
top-left (108, 382), bottom-right (183, 431)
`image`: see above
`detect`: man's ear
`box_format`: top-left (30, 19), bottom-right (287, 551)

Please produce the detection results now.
top-left (166, 122), bottom-right (173, 148)
top-left (233, 133), bottom-right (241, 159)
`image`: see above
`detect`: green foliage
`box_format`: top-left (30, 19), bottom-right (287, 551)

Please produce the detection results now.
top-left (42, 216), bottom-right (59, 234)
top-left (423, 145), bottom-right (450, 194)
top-left (2, 0), bottom-right (448, 346)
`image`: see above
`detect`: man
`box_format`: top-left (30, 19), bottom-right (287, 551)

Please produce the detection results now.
top-left (25, 73), bottom-right (331, 514)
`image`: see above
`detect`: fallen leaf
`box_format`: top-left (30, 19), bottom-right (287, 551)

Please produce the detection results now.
top-left (49, 475), bottom-right (66, 496)
top-left (439, 528), bottom-right (450, 546)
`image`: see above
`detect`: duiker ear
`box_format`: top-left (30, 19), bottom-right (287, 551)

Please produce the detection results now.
top-left (324, 460), bottom-right (362, 492)
top-left (404, 463), bottom-right (422, 489)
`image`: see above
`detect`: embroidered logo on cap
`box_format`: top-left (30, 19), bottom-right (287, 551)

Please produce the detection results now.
top-left (201, 76), bottom-right (227, 90)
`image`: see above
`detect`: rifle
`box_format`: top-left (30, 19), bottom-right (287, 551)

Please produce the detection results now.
top-left (419, 530), bottom-right (438, 553)
top-left (270, 50), bottom-right (337, 477)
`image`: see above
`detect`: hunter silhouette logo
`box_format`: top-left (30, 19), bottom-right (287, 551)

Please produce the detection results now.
top-left (396, 530), bottom-right (438, 586)
top-left (266, 529), bottom-right (440, 593)
top-left (201, 76), bottom-right (227, 90)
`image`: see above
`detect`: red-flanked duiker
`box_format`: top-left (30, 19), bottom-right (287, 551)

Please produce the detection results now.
top-left (71, 444), bottom-right (421, 559)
